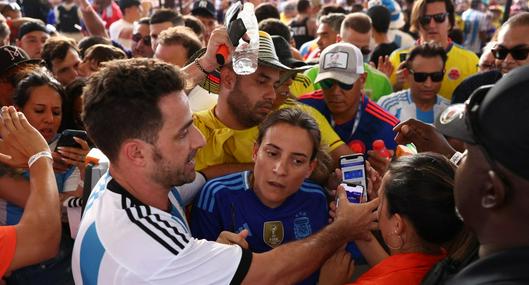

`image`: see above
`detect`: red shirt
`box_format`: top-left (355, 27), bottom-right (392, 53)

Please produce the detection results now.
top-left (0, 226), bottom-right (17, 277)
top-left (349, 252), bottom-right (446, 285)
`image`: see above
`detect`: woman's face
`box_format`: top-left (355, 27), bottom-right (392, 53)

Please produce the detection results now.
top-left (21, 85), bottom-right (62, 143)
top-left (252, 123), bottom-right (317, 208)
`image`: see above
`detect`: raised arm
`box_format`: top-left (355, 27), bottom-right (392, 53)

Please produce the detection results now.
top-left (76, 0), bottom-right (108, 37)
top-left (0, 107), bottom-right (61, 272)
top-left (243, 186), bottom-right (380, 284)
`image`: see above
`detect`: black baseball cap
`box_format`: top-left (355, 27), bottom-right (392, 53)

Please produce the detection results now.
top-left (119, 0), bottom-right (141, 12)
top-left (191, 0), bottom-right (216, 18)
top-left (435, 65), bottom-right (529, 180)
top-left (17, 21), bottom-right (50, 39)
top-left (0, 45), bottom-right (42, 75)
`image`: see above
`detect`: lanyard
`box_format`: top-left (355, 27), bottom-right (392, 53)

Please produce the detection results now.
top-left (330, 103), bottom-right (363, 141)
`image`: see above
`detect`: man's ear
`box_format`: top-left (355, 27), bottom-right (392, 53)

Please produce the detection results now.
top-left (336, 34), bottom-right (342, 43)
top-left (122, 139), bottom-right (149, 167)
top-left (481, 170), bottom-right (507, 209)
top-left (220, 66), bottom-right (236, 91)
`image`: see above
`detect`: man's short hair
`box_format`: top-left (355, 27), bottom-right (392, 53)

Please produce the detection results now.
top-left (255, 3), bottom-right (280, 23)
top-left (183, 15), bottom-right (205, 39)
top-left (317, 5), bottom-right (346, 20)
top-left (367, 5), bottom-right (391, 34)
top-left (82, 58), bottom-right (185, 161)
top-left (0, 20), bottom-right (10, 44)
top-left (341, 12), bottom-right (372, 34)
top-left (319, 13), bottom-right (346, 33)
top-left (118, 0), bottom-right (141, 14)
top-left (406, 41), bottom-right (448, 69)
top-left (137, 16), bottom-right (151, 25)
top-left (297, 0), bottom-right (311, 14)
top-left (42, 36), bottom-right (78, 70)
top-left (259, 18), bottom-right (292, 42)
top-left (503, 11), bottom-right (529, 30)
top-left (150, 9), bottom-right (184, 26)
top-left (410, 0), bottom-right (455, 33)
top-left (78, 36), bottom-right (112, 58)
top-left (84, 44), bottom-right (127, 65)
top-left (158, 26), bottom-right (202, 59)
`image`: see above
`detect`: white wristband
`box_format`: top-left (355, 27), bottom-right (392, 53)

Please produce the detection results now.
top-left (28, 151), bottom-right (53, 168)
top-left (450, 150), bottom-right (467, 166)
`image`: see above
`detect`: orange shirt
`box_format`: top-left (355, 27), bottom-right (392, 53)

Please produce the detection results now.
top-left (349, 252), bottom-right (446, 285)
top-left (0, 226), bottom-right (16, 277)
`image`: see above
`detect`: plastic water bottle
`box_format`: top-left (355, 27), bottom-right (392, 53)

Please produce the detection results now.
top-left (233, 2), bottom-right (259, 75)
top-left (372, 140), bottom-right (392, 159)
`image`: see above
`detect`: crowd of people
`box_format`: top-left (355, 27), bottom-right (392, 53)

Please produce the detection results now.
top-left (0, 0), bottom-right (528, 283)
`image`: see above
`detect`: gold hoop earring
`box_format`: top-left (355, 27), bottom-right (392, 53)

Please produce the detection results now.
top-left (386, 231), bottom-right (403, 250)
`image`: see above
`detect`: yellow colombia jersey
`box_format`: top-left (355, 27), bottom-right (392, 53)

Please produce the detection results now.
top-left (193, 104), bottom-right (344, 171)
top-left (389, 43), bottom-right (479, 100)
top-left (289, 73), bottom-right (315, 98)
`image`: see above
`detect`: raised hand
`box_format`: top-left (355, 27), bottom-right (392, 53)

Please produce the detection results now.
top-left (0, 106), bottom-right (50, 168)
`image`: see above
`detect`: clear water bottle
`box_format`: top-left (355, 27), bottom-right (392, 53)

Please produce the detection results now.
top-left (233, 2), bottom-right (259, 75)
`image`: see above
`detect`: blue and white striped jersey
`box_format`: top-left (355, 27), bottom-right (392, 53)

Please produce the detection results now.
top-left (378, 89), bottom-right (450, 124)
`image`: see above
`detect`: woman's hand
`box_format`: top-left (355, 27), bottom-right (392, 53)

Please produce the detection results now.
top-left (56, 137), bottom-right (90, 179)
top-left (216, 229), bottom-right (249, 249)
top-left (319, 247), bottom-right (356, 285)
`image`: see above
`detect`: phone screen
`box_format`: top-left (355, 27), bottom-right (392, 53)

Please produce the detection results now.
top-left (340, 154), bottom-right (367, 190)
top-left (342, 183), bottom-right (365, 204)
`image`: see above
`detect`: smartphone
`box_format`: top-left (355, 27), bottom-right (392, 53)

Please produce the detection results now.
top-left (339, 154), bottom-right (367, 190)
top-left (55, 129), bottom-right (88, 150)
top-left (342, 183), bottom-right (365, 204)
top-left (399, 52), bottom-right (408, 62)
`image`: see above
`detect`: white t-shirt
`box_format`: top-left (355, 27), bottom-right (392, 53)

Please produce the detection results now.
top-left (377, 89), bottom-right (450, 124)
top-left (72, 172), bottom-right (252, 284)
top-left (109, 19), bottom-right (133, 49)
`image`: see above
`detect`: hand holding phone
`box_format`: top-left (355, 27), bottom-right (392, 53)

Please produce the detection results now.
top-left (55, 129), bottom-right (89, 151)
top-left (339, 154), bottom-right (368, 190)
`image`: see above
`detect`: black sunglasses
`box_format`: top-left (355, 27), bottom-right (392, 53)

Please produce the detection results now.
top-left (132, 33), bottom-right (151, 45)
top-left (409, 70), bottom-right (444, 82)
top-left (419, 13), bottom-right (448, 26)
top-left (491, 45), bottom-right (529, 60)
top-left (320, 79), bottom-right (354, 90)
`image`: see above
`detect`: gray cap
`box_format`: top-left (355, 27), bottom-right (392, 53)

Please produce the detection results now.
top-left (316, 42), bottom-right (364, 85)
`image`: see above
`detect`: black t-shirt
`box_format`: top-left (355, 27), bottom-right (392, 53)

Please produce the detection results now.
top-left (451, 70), bottom-right (502, 104)
top-left (370, 42), bottom-right (399, 67)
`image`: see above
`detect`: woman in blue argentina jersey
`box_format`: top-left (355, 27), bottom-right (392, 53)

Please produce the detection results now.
top-left (191, 107), bottom-right (329, 285)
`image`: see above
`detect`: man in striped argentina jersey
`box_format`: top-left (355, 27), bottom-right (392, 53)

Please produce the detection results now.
top-left (73, 33), bottom-right (379, 284)
top-left (191, 108), bottom-right (328, 285)
top-left (378, 42), bottom-right (450, 124)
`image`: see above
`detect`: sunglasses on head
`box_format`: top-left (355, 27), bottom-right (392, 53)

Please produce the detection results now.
top-left (320, 79), bottom-right (354, 90)
top-left (491, 45), bottom-right (529, 60)
top-left (419, 12), bottom-right (448, 26)
top-left (132, 33), bottom-right (151, 45)
top-left (409, 70), bottom-right (444, 82)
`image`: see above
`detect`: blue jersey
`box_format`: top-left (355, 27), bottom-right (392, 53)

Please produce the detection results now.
top-left (299, 91), bottom-right (399, 153)
top-left (191, 171), bottom-right (328, 285)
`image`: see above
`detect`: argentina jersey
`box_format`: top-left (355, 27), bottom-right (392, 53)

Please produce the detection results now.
top-left (72, 172), bottom-right (251, 285)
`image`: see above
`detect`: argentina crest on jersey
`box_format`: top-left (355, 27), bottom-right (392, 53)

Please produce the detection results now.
top-left (293, 212), bottom-right (312, 239)
top-left (263, 221), bottom-right (284, 248)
